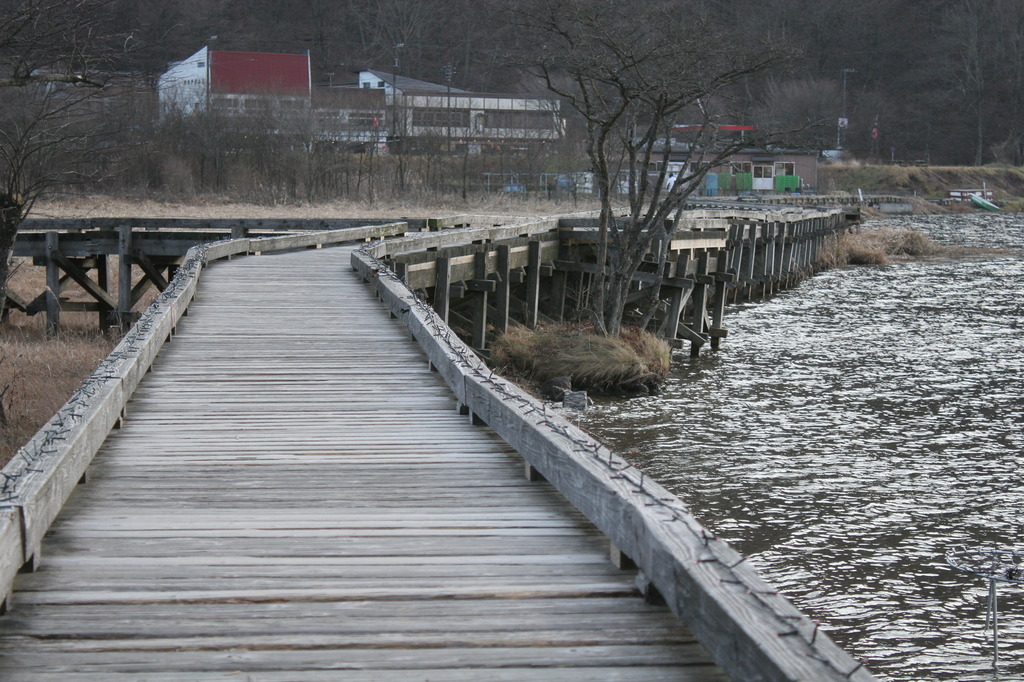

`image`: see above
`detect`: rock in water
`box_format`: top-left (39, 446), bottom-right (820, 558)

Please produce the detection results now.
top-left (562, 390), bottom-right (590, 411)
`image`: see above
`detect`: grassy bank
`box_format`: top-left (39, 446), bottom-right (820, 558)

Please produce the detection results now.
top-left (820, 162), bottom-right (1024, 205)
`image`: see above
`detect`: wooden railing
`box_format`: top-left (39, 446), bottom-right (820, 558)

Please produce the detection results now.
top-left (351, 240), bottom-right (874, 681)
top-left (0, 211), bottom-right (874, 680)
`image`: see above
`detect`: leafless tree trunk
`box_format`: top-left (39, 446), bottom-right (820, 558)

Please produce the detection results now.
top-left (509, 0), bottom-right (787, 336)
top-left (0, 0), bottom-right (126, 317)
top-left (940, 0), bottom-right (991, 166)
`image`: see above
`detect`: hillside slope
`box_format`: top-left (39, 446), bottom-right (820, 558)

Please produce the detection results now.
top-left (819, 164), bottom-right (1024, 201)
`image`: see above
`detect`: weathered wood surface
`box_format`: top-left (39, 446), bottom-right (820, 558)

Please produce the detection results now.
top-left (8, 221), bottom-right (412, 334)
top-left (354, 242), bottom-right (875, 682)
top-left (0, 246), bottom-right (726, 681)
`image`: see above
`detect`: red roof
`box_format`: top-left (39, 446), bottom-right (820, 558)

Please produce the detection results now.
top-left (209, 51), bottom-right (310, 95)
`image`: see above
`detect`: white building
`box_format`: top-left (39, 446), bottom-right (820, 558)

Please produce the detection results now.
top-left (357, 70), bottom-right (562, 153)
top-left (156, 51), bottom-right (562, 153)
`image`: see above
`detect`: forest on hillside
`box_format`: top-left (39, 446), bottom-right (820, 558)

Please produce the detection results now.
top-left (108, 0), bottom-right (1024, 167)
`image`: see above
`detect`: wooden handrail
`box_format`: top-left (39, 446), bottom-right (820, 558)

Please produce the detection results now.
top-left (351, 240), bottom-right (875, 682)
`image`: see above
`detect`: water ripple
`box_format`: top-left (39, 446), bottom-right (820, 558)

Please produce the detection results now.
top-left (582, 213), bottom-right (1024, 681)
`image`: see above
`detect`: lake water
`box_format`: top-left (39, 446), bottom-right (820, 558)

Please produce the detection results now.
top-left (580, 213), bottom-right (1024, 681)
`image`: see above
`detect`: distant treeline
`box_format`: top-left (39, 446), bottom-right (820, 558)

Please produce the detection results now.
top-left (101, 0), bottom-right (1024, 168)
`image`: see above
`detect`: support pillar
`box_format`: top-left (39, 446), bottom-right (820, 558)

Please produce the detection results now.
top-left (526, 240), bottom-right (541, 328)
top-left (433, 256), bottom-right (451, 325)
top-left (495, 245), bottom-right (510, 335)
top-left (471, 251), bottom-right (488, 351)
top-left (44, 232), bottom-right (60, 336)
top-left (117, 225), bottom-right (134, 331)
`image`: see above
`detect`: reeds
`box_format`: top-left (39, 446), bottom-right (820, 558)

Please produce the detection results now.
top-left (491, 323), bottom-right (670, 394)
top-left (817, 228), bottom-right (946, 268)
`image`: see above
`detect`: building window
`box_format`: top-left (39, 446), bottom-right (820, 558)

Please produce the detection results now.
top-left (753, 165), bottom-right (773, 178)
top-left (485, 110), bottom-right (554, 129)
top-left (731, 162), bottom-right (752, 174)
top-left (411, 108), bottom-right (470, 128)
top-left (377, 80), bottom-right (385, 88)
top-left (774, 161), bottom-right (795, 176)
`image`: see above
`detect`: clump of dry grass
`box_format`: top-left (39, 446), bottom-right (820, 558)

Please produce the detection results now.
top-left (32, 193), bottom-right (601, 221)
top-left (491, 323), bottom-right (670, 394)
top-left (818, 228), bottom-right (947, 267)
top-left (0, 327), bottom-right (114, 468)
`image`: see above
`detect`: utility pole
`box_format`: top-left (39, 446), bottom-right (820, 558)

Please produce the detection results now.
top-left (837, 68), bottom-right (855, 150)
top-left (390, 43), bottom-right (404, 153)
top-left (441, 63), bottom-right (455, 153)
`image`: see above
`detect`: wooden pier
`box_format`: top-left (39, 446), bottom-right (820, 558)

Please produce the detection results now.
top-left (385, 207), bottom-right (848, 357)
top-left (0, 245), bottom-right (726, 679)
top-left (0, 216), bottom-right (875, 680)
top-left (6, 218), bottom-right (406, 331)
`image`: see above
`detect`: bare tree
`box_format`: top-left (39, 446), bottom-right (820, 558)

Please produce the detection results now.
top-left (508, 0), bottom-right (787, 336)
top-left (0, 0), bottom-right (126, 318)
top-left (0, 348), bottom-right (14, 427)
top-left (759, 77), bottom-right (840, 152)
top-left (993, 0), bottom-right (1024, 165)
top-left (938, 0), bottom-right (992, 166)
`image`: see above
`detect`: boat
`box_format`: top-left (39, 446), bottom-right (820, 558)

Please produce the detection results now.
top-left (969, 193), bottom-right (1000, 211)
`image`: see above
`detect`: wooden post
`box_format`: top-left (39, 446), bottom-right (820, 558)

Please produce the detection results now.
top-left (526, 240), bottom-right (541, 328)
top-left (548, 268), bottom-right (566, 322)
top-left (782, 224), bottom-right (795, 283)
top-left (433, 256), bottom-right (451, 325)
top-left (494, 245), bottom-right (510, 335)
top-left (44, 232), bottom-right (60, 336)
top-left (744, 222), bottom-right (757, 284)
top-left (689, 256), bottom-right (709, 358)
top-left (755, 225), bottom-right (771, 298)
top-left (660, 283), bottom-right (691, 340)
top-left (471, 251), bottom-right (488, 350)
top-left (763, 224), bottom-right (777, 297)
top-left (728, 224), bottom-right (744, 273)
top-left (725, 224), bottom-right (743, 304)
top-left (709, 276), bottom-right (728, 350)
top-left (774, 224), bottom-right (787, 291)
top-left (96, 254), bottom-right (111, 331)
top-left (117, 226), bottom-right (134, 331)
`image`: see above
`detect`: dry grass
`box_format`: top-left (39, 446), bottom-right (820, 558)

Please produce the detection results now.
top-left (817, 228), bottom-right (948, 267)
top-left (0, 327), bottom-right (115, 467)
top-left (491, 323), bottom-right (670, 394)
top-left (820, 162), bottom-right (1024, 201)
top-left (1, 194), bottom-right (603, 466)
top-left (31, 193), bottom-right (601, 220)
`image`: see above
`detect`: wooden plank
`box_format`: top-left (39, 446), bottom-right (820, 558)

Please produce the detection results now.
top-left (354, 243), bottom-right (874, 681)
top-left (0, 667), bottom-right (721, 682)
top-left (0, 242), bottom-right (729, 681)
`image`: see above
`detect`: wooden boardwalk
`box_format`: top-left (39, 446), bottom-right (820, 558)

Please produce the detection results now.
top-left (0, 246), bottom-right (725, 680)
